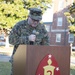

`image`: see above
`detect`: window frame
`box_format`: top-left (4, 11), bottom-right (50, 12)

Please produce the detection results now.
top-left (56, 34), bottom-right (61, 42)
top-left (58, 0), bottom-right (64, 10)
top-left (45, 24), bottom-right (50, 32)
top-left (68, 34), bottom-right (74, 43)
top-left (57, 17), bottom-right (63, 26)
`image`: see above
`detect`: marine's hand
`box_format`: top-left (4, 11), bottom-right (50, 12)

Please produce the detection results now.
top-left (28, 34), bottom-right (36, 42)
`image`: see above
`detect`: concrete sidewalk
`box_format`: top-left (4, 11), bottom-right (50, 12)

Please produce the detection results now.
top-left (0, 46), bottom-right (13, 56)
top-left (0, 54), bottom-right (10, 62)
top-left (70, 56), bottom-right (75, 66)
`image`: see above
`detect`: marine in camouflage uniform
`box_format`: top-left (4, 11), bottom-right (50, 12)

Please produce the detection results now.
top-left (9, 8), bottom-right (50, 75)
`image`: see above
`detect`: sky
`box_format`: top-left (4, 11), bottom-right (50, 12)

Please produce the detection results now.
top-left (42, 7), bottom-right (53, 22)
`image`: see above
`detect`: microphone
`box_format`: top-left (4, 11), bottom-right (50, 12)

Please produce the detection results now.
top-left (29, 29), bottom-right (36, 45)
top-left (30, 41), bottom-right (34, 45)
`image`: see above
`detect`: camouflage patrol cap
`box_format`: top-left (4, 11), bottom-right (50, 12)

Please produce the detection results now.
top-left (29, 8), bottom-right (42, 20)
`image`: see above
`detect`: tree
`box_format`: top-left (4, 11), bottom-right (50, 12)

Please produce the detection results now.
top-left (23, 0), bottom-right (52, 10)
top-left (64, 1), bottom-right (75, 34)
top-left (0, 0), bottom-right (28, 29)
top-left (0, 0), bottom-right (52, 29)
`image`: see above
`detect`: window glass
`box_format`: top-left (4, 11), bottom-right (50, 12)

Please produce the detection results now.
top-left (57, 17), bottom-right (62, 26)
top-left (58, 0), bottom-right (64, 10)
top-left (56, 34), bottom-right (61, 42)
top-left (68, 34), bottom-right (74, 43)
top-left (45, 25), bottom-right (50, 32)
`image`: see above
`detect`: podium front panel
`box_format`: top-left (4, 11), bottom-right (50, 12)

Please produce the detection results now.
top-left (13, 45), bottom-right (70, 75)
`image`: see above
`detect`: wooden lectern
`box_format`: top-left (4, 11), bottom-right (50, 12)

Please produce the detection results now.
top-left (13, 45), bottom-right (70, 75)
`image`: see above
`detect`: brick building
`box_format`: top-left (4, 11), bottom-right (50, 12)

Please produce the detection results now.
top-left (44, 0), bottom-right (75, 46)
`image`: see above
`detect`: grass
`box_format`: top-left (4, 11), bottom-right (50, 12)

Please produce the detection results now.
top-left (70, 69), bottom-right (75, 75)
top-left (0, 62), bottom-right (75, 75)
top-left (0, 62), bottom-right (11, 75)
top-left (70, 65), bottom-right (75, 75)
top-left (70, 51), bottom-right (75, 75)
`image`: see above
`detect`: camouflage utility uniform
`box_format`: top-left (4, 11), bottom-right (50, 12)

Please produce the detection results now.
top-left (9, 19), bottom-right (50, 75)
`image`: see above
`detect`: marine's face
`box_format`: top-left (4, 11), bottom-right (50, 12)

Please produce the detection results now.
top-left (28, 17), bottom-right (40, 27)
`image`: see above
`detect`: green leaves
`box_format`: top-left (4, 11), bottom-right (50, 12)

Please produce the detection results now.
top-left (23, 0), bottom-right (52, 11)
top-left (0, 0), bottom-right (52, 29)
top-left (69, 25), bottom-right (75, 33)
top-left (0, 1), bottom-right (28, 29)
top-left (65, 1), bottom-right (75, 34)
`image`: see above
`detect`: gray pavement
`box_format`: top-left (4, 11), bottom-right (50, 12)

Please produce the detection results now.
top-left (0, 54), bottom-right (11, 62)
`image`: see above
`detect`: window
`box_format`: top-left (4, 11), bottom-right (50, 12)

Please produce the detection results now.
top-left (56, 34), bottom-right (61, 42)
top-left (58, 0), bottom-right (64, 10)
top-left (68, 34), bottom-right (74, 43)
top-left (45, 25), bottom-right (50, 32)
top-left (57, 17), bottom-right (62, 26)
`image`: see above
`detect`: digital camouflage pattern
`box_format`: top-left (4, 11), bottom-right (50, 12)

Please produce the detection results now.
top-left (29, 8), bottom-right (42, 20)
top-left (9, 20), bottom-right (50, 46)
top-left (9, 20), bottom-right (50, 75)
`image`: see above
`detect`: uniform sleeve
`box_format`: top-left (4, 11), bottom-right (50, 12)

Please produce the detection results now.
top-left (41, 25), bottom-right (50, 45)
top-left (9, 22), bottom-right (28, 45)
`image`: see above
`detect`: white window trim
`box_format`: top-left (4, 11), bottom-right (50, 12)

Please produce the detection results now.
top-left (45, 25), bottom-right (50, 32)
top-left (68, 34), bottom-right (74, 43)
top-left (56, 34), bottom-right (61, 42)
top-left (58, 0), bottom-right (64, 10)
top-left (57, 17), bottom-right (63, 26)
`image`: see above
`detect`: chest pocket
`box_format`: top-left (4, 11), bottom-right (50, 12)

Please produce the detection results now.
top-left (21, 28), bottom-right (30, 36)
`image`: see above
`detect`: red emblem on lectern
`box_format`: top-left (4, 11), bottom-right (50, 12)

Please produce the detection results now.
top-left (36, 54), bottom-right (60, 75)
